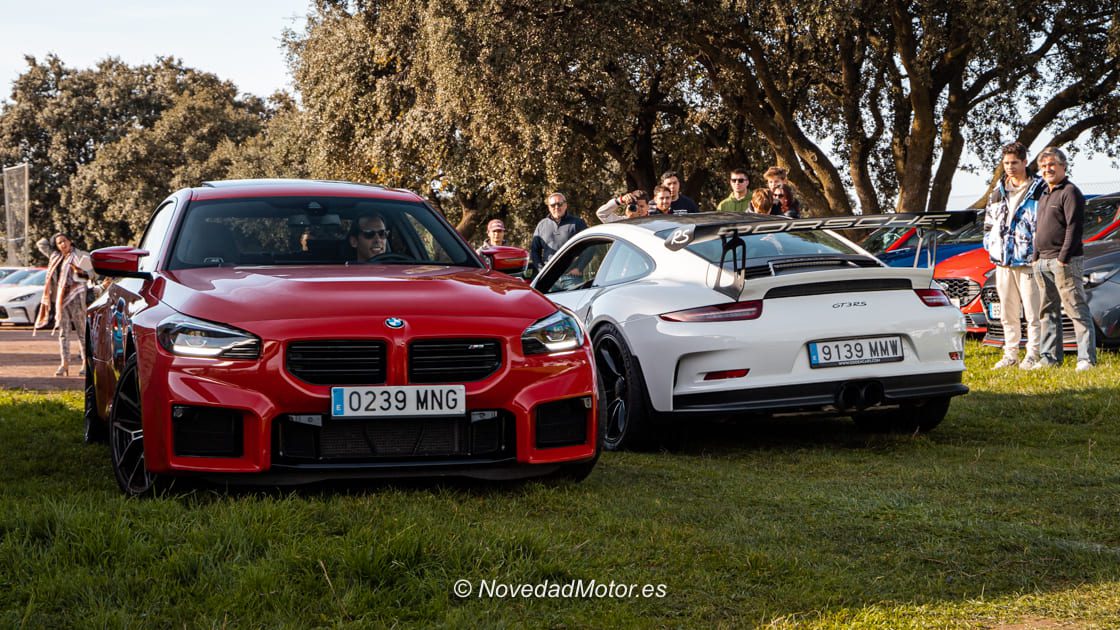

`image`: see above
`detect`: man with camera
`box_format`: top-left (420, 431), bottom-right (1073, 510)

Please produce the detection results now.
top-left (596, 190), bottom-right (654, 223)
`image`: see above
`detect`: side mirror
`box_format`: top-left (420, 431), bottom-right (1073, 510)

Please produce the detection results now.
top-left (92, 246), bottom-right (152, 279)
top-left (480, 245), bottom-right (530, 280)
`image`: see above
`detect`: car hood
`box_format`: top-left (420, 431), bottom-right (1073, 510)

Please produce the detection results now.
top-left (156, 265), bottom-right (554, 327)
top-left (934, 247), bottom-right (991, 280)
top-left (1083, 239), bottom-right (1120, 266)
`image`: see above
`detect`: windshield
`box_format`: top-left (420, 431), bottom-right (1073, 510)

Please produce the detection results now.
top-left (860, 226), bottom-right (913, 255)
top-left (168, 196), bottom-right (478, 270)
top-left (661, 229), bottom-right (863, 265)
top-left (1084, 196), bottom-right (1120, 240)
top-left (942, 219), bottom-right (985, 245)
top-left (17, 270), bottom-right (46, 285)
top-left (0, 269), bottom-right (34, 285)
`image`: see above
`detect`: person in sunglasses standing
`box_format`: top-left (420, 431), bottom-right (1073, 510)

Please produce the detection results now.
top-left (717, 168), bottom-right (752, 213)
top-left (348, 213), bottom-right (391, 261)
top-left (530, 192), bottom-right (586, 272)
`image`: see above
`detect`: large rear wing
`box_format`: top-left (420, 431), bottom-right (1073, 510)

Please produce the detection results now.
top-left (663, 211), bottom-right (977, 251)
top-left (661, 210), bottom-right (978, 299)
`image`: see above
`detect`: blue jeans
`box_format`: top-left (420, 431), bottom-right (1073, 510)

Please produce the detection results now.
top-left (1034, 256), bottom-right (1096, 364)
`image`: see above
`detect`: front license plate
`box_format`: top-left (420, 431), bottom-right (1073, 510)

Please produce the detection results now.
top-left (808, 336), bottom-right (904, 368)
top-left (331, 385), bottom-right (466, 418)
top-left (988, 302), bottom-right (1002, 319)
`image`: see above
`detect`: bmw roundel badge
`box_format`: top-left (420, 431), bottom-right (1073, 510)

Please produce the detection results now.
top-left (385, 317), bottom-right (405, 329)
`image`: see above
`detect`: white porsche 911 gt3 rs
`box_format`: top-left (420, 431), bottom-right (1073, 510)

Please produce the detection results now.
top-left (532, 212), bottom-right (972, 450)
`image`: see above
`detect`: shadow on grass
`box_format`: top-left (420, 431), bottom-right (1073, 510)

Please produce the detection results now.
top-left (662, 384), bottom-right (1120, 457)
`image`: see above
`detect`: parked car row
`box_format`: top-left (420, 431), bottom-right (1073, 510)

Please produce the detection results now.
top-left (83, 179), bottom-right (976, 496)
top-left (863, 192), bottom-right (1120, 340)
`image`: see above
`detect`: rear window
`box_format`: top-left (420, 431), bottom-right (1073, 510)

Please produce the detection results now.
top-left (168, 196), bottom-right (478, 270)
top-left (660, 229), bottom-right (862, 265)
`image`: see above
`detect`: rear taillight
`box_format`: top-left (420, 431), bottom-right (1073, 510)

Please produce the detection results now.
top-left (660, 300), bottom-right (764, 322)
top-left (915, 288), bottom-right (952, 307)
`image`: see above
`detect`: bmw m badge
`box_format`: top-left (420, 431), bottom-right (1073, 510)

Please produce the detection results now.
top-left (385, 317), bottom-right (405, 329)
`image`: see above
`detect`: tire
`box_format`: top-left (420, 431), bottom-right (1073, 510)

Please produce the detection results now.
top-left (83, 337), bottom-right (107, 444)
top-left (852, 396), bottom-right (951, 434)
top-left (592, 324), bottom-right (655, 451)
top-left (109, 355), bottom-right (162, 496)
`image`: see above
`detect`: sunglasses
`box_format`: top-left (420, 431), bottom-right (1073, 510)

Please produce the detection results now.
top-left (548, 202), bottom-right (566, 208)
top-left (731, 178), bottom-right (747, 183)
top-left (360, 229), bottom-right (389, 239)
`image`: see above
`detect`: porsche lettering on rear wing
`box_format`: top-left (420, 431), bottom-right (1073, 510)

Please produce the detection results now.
top-left (663, 212), bottom-right (976, 251)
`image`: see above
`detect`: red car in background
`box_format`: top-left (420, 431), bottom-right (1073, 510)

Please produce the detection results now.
top-left (934, 192), bottom-right (1120, 334)
top-left (85, 179), bottom-right (599, 496)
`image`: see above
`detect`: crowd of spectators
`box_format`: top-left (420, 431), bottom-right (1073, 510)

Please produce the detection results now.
top-left (483, 165), bottom-right (808, 272)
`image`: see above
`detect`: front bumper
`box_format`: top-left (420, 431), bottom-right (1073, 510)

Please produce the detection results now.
top-left (0, 304), bottom-right (34, 324)
top-left (136, 333), bottom-right (598, 478)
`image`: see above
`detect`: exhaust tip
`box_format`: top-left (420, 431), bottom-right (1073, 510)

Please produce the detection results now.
top-left (836, 383), bottom-right (861, 411)
top-left (859, 381), bottom-right (884, 409)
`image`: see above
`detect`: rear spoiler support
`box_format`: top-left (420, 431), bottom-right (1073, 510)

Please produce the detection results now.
top-left (714, 233), bottom-right (748, 298)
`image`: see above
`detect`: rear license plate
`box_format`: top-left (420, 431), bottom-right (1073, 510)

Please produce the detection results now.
top-left (331, 385), bottom-right (466, 418)
top-left (808, 336), bottom-right (904, 368)
top-left (988, 302), bottom-right (1001, 319)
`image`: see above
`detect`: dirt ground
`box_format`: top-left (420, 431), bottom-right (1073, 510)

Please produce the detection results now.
top-left (0, 326), bottom-right (82, 391)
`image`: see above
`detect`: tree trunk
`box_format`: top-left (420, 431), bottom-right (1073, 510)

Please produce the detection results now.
top-left (454, 191), bottom-right (493, 241)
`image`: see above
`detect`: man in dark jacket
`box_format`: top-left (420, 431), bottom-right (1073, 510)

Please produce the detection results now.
top-left (660, 170), bottom-right (700, 214)
top-left (1031, 146), bottom-right (1095, 370)
top-left (530, 192), bottom-right (587, 271)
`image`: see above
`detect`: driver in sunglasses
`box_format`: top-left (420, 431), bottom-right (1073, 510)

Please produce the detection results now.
top-left (348, 214), bottom-right (391, 261)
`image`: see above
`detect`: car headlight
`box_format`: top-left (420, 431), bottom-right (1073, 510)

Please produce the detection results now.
top-left (521, 310), bottom-right (584, 355)
top-left (156, 313), bottom-right (261, 359)
top-left (11, 292), bottom-right (36, 303)
top-left (1083, 268), bottom-right (1118, 287)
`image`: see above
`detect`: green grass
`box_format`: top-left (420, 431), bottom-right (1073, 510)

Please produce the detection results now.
top-left (2, 340), bottom-right (1120, 628)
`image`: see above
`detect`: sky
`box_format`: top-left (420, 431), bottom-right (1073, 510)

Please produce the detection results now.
top-left (1, 1), bottom-right (1117, 206)
top-left (0, 0), bottom-right (307, 99)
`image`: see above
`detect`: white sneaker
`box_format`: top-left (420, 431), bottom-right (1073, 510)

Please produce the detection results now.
top-left (1076, 360), bottom-right (1095, 372)
top-left (992, 356), bottom-right (1017, 369)
top-left (1018, 356), bottom-right (1039, 370)
top-left (1029, 360), bottom-right (1060, 370)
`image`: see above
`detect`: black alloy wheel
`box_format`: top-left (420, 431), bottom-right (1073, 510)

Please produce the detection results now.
top-left (109, 355), bottom-right (158, 496)
top-left (83, 334), bottom-right (107, 444)
top-left (592, 325), bottom-right (652, 451)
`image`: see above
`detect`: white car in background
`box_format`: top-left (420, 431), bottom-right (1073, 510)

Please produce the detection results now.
top-left (533, 212), bottom-right (972, 450)
top-left (0, 268), bottom-right (47, 325)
